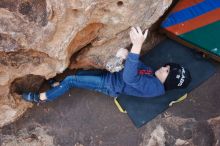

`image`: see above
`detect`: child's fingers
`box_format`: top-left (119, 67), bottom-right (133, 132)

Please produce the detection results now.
top-left (129, 29), bottom-right (134, 37)
top-left (131, 27), bottom-right (138, 35)
top-left (136, 26), bottom-right (142, 34)
top-left (143, 29), bottom-right (149, 38)
top-left (130, 27), bottom-right (137, 38)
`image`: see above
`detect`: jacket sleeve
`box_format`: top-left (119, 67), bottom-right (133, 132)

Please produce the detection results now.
top-left (138, 61), bottom-right (153, 70)
top-left (123, 53), bottom-right (141, 84)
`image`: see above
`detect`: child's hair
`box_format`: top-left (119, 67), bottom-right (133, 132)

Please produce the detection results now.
top-left (164, 63), bottom-right (191, 90)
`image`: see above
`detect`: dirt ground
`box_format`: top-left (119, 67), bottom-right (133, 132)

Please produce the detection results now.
top-left (0, 60), bottom-right (220, 146)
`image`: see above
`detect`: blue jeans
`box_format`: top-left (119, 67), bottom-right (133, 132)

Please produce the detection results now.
top-left (45, 70), bottom-right (111, 101)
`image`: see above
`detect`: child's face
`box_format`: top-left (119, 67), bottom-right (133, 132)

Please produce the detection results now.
top-left (155, 65), bottom-right (170, 84)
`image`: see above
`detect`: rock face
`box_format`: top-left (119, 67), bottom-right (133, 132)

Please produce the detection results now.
top-left (1, 126), bottom-right (54, 146)
top-left (0, 0), bottom-right (172, 127)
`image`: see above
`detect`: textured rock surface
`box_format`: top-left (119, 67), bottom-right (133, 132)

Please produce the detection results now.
top-left (0, 0), bottom-right (172, 127)
top-left (1, 126), bottom-right (54, 146)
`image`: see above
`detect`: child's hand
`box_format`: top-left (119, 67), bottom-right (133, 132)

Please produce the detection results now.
top-left (129, 27), bottom-right (148, 48)
top-left (116, 48), bottom-right (128, 60)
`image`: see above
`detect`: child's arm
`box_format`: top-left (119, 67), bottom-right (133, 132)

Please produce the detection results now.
top-left (123, 27), bottom-right (148, 84)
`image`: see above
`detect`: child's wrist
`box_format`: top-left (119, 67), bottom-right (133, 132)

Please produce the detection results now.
top-left (132, 44), bottom-right (142, 49)
top-left (130, 44), bottom-right (142, 54)
top-left (130, 49), bottom-right (141, 54)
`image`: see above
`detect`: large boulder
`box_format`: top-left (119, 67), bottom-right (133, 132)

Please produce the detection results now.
top-left (0, 0), bottom-right (172, 127)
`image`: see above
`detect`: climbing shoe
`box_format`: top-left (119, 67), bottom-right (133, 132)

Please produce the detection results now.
top-left (22, 92), bottom-right (40, 103)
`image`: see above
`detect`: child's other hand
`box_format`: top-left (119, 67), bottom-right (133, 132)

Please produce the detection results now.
top-left (129, 26), bottom-right (148, 48)
top-left (116, 48), bottom-right (128, 60)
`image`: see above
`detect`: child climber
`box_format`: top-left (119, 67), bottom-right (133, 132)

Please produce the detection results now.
top-left (22, 27), bottom-right (191, 103)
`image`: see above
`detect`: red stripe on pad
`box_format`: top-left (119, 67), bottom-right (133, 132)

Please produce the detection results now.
top-left (172, 0), bottom-right (204, 13)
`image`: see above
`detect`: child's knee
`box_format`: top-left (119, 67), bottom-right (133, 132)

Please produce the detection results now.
top-left (63, 76), bottom-right (74, 84)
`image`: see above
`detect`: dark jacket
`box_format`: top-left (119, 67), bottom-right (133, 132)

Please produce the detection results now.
top-left (104, 53), bottom-right (165, 98)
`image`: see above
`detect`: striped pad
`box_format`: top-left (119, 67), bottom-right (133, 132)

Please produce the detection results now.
top-left (162, 0), bottom-right (220, 57)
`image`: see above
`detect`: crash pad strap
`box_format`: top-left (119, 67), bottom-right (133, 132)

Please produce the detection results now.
top-left (114, 93), bottom-right (188, 113)
top-left (114, 98), bottom-right (127, 113)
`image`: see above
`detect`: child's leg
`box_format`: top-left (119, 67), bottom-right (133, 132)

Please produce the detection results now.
top-left (43, 70), bottom-right (109, 101)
